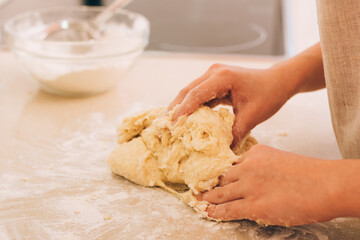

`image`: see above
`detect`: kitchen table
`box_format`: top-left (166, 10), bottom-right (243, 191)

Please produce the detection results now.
top-left (0, 49), bottom-right (359, 239)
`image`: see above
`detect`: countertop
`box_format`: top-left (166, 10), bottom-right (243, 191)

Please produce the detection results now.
top-left (0, 50), bottom-right (359, 239)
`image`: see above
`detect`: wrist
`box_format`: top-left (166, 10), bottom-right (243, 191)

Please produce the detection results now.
top-left (266, 63), bottom-right (302, 100)
top-left (269, 43), bottom-right (325, 97)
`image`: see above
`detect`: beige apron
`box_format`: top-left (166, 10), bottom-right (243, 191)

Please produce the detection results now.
top-left (316, 0), bottom-right (360, 159)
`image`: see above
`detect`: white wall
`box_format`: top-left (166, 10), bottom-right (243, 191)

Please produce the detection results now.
top-left (283, 0), bottom-right (319, 56)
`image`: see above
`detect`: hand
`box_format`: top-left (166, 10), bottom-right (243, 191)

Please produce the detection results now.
top-left (168, 64), bottom-right (294, 147)
top-left (198, 145), bottom-right (340, 226)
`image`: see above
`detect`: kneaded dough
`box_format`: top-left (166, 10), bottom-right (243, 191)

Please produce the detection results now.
top-left (108, 106), bottom-right (257, 219)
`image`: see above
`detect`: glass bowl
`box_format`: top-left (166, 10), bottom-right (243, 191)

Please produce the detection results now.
top-left (4, 6), bottom-right (149, 97)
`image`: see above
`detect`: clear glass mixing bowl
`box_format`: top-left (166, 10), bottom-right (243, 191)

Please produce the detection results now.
top-left (4, 6), bottom-right (149, 97)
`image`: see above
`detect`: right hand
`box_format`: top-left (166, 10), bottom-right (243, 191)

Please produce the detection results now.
top-left (168, 63), bottom-right (294, 147)
top-left (197, 145), bottom-right (340, 226)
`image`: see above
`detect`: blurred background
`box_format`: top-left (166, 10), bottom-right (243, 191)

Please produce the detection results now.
top-left (0, 0), bottom-right (319, 57)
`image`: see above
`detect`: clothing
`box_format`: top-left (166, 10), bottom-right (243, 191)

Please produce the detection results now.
top-left (316, 0), bottom-right (360, 158)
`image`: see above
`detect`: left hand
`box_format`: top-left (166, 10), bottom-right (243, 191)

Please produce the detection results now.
top-left (198, 144), bottom-right (340, 226)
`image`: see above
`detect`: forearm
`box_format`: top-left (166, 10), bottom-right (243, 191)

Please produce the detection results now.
top-left (270, 43), bottom-right (325, 98)
top-left (330, 159), bottom-right (360, 218)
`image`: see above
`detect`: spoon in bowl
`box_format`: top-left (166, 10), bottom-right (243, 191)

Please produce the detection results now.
top-left (42, 0), bottom-right (132, 41)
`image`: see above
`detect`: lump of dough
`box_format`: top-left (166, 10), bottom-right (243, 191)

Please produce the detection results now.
top-left (108, 106), bottom-right (257, 219)
top-left (108, 137), bottom-right (163, 187)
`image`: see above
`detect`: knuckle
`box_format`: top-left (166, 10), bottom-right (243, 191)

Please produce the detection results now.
top-left (209, 64), bottom-right (237, 84)
top-left (215, 190), bottom-right (225, 200)
top-left (217, 70), bottom-right (237, 86)
top-left (209, 63), bottom-right (223, 71)
top-left (217, 188), bottom-right (231, 201)
top-left (217, 67), bottom-right (232, 77)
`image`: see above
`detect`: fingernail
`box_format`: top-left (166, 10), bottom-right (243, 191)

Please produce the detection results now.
top-left (206, 204), bottom-right (216, 216)
top-left (196, 193), bottom-right (204, 201)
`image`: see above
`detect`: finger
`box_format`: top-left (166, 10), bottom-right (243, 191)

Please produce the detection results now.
top-left (173, 76), bottom-right (231, 121)
top-left (167, 71), bottom-right (213, 112)
top-left (218, 162), bottom-right (245, 187)
top-left (201, 180), bottom-right (246, 204)
top-left (230, 103), bottom-right (258, 149)
top-left (204, 95), bottom-right (232, 108)
top-left (207, 199), bottom-right (251, 221)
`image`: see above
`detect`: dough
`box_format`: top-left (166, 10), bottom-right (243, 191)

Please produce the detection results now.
top-left (108, 106), bottom-right (257, 219)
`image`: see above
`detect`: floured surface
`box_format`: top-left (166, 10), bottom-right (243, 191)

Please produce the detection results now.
top-left (1, 51), bottom-right (360, 239)
top-left (108, 106), bottom-right (256, 218)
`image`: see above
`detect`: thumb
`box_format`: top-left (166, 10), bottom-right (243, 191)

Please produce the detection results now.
top-left (231, 105), bottom-right (255, 148)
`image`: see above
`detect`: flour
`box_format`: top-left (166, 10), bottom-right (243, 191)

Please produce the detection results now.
top-left (38, 65), bottom-right (128, 95)
top-left (9, 12), bottom-right (148, 95)
top-left (1, 101), bottom-right (357, 239)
